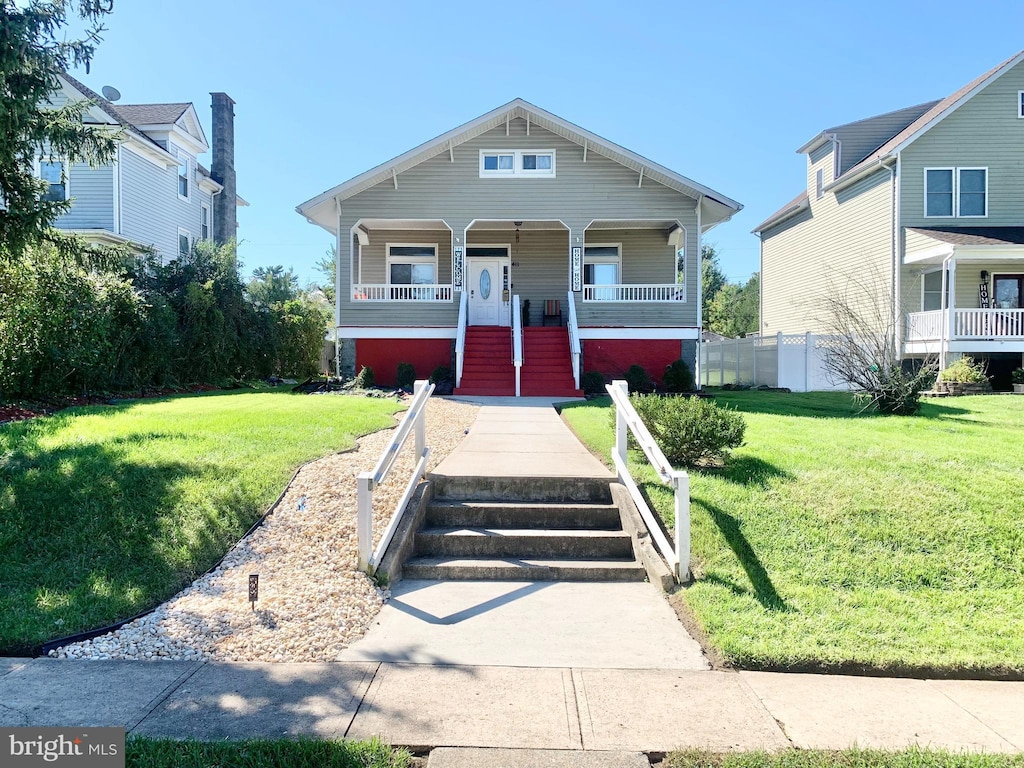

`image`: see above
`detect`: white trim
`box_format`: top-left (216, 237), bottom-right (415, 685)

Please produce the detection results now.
top-left (177, 227), bottom-right (191, 258)
top-left (923, 166), bottom-right (954, 218)
top-left (200, 202), bottom-right (211, 241)
top-left (120, 136), bottom-right (178, 168)
top-left (479, 149), bottom-right (556, 178)
top-left (578, 327), bottom-right (700, 340)
top-left (113, 144), bottom-right (121, 235)
top-left (386, 242), bottom-right (439, 287)
top-left (903, 242), bottom-right (955, 264)
top-left (1019, 90), bottom-right (1024, 119)
top-left (957, 166), bottom-right (988, 218)
top-left (337, 327), bottom-right (457, 339)
top-left (36, 156), bottom-right (69, 203)
top-left (815, 168), bottom-right (824, 200)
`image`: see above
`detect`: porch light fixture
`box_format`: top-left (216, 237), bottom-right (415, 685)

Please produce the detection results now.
top-left (981, 270), bottom-right (990, 281)
top-left (514, 221), bottom-right (521, 244)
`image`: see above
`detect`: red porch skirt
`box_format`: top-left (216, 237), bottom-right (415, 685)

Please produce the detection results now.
top-left (354, 338), bottom-right (452, 387)
top-left (582, 339), bottom-right (681, 386)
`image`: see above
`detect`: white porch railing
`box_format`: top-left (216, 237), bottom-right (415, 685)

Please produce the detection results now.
top-left (356, 379), bottom-right (435, 573)
top-left (455, 291), bottom-right (468, 387)
top-left (566, 289), bottom-right (581, 389)
top-left (606, 380), bottom-right (690, 582)
top-left (906, 310), bottom-right (944, 341)
top-left (907, 309), bottom-right (1024, 341)
top-left (955, 308), bottom-right (1024, 339)
top-left (353, 284), bottom-right (453, 302)
top-left (583, 283), bottom-right (685, 302)
top-left (512, 294), bottom-right (523, 397)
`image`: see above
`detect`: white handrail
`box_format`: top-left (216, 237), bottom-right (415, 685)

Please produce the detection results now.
top-left (512, 294), bottom-right (523, 397)
top-left (352, 284), bottom-right (453, 302)
top-left (566, 290), bottom-right (581, 390)
top-left (606, 380), bottom-right (690, 581)
top-left (357, 379), bottom-right (435, 572)
top-left (455, 291), bottom-right (468, 387)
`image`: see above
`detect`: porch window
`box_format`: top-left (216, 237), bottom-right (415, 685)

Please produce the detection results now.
top-left (584, 244), bottom-right (620, 300)
top-left (177, 151), bottom-right (190, 200)
top-left (922, 270), bottom-right (944, 311)
top-left (39, 159), bottom-right (67, 202)
top-left (387, 244), bottom-right (437, 298)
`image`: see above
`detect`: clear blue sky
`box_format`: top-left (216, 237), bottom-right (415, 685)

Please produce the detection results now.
top-left (74, 0), bottom-right (1024, 287)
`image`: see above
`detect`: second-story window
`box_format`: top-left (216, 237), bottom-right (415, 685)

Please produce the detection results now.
top-left (925, 168), bottom-right (954, 216)
top-left (480, 150), bottom-right (556, 178)
top-left (177, 152), bottom-right (190, 200)
top-left (39, 159), bottom-right (67, 202)
top-left (815, 169), bottom-right (824, 199)
top-left (925, 167), bottom-right (987, 218)
top-left (178, 228), bottom-right (191, 258)
top-left (201, 203), bottom-right (210, 241)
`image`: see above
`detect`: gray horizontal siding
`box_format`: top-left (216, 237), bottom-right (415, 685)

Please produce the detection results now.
top-left (832, 102), bottom-right (934, 175)
top-left (53, 162), bottom-right (114, 231)
top-left (337, 119), bottom-right (700, 328)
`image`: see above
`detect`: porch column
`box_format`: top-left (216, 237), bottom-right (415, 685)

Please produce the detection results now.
top-left (449, 219), bottom-right (471, 293)
top-left (946, 257), bottom-right (957, 366)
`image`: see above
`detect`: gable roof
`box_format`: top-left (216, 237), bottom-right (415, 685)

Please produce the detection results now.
top-left (907, 226), bottom-right (1024, 247)
top-left (297, 98), bottom-right (742, 233)
top-left (116, 103), bottom-right (191, 126)
top-left (752, 191), bottom-right (808, 234)
top-left (59, 72), bottom-right (166, 152)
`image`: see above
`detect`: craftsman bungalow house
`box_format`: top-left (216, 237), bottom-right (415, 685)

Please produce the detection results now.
top-left (755, 50), bottom-right (1024, 389)
top-left (297, 99), bottom-right (741, 394)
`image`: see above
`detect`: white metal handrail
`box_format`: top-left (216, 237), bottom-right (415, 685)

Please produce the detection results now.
top-left (566, 289), bottom-right (581, 390)
top-left (455, 291), bottom-right (468, 387)
top-left (512, 294), bottom-right (523, 397)
top-left (352, 284), bottom-right (453, 302)
top-left (606, 380), bottom-right (690, 581)
top-left (357, 379), bottom-right (435, 572)
top-left (583, 283), bottom-right (686, 302)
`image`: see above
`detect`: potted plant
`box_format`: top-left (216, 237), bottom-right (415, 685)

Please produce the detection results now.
top-left (936, 356), bottom-right (991, 395)
top-left (1012, 368), bottom-right (1024, 394)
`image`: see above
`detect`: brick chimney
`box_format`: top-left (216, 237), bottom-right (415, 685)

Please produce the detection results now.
top-left (210, 92), bottom-right (236, 247)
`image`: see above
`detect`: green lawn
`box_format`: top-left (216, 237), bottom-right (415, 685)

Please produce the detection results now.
top-left (0, 390), bottom-right (402, 655)
top-left (128, 737), bottom-right (409, 767)
top-left (561, 391), bottom-right (1024, 674)
top-left (664, 749), bottom-right (1023, 768)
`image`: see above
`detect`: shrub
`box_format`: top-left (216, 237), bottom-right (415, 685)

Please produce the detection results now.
top-left (624, 364), bottom-right (655, 393)
top-left (354, 365), bottom-right (375, 388)
top-left (429, 366), bottom-right (453, 384)
top-left (630, 393), bottom-right (746, 467)
top-left (582, 370), bottom-right (606, 395)
top-left (663, 359), bottom-right (694, 393)
top-left (396, 362), bottom-right (416, 390)
top-left (1013, 368), bottom-right (1024, 384)
top-left (938, 356), bottom-right (988, 384)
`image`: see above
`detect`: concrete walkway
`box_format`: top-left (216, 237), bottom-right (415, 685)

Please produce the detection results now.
top-left (0, 658), bottom-right (1021, 753)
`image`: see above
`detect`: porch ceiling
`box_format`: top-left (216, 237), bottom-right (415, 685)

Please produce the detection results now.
top-left (586, 220), bottom-right (678, 230)
top-left (358, 218), bottom-right (450, 231)
top-left (468, 220), bottom-right (568, 231)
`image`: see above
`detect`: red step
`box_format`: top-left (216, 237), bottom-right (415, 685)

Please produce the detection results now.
top-left (455, 326), bottom-right (515, 396)
top-left (520, 327), bottom-right (583, 397)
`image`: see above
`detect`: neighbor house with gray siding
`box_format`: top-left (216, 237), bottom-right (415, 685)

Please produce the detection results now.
top-left (297, 99), bottom-right (741, 394)
top-left (41, 74), bottom-right (245, 261)
top-left (754, 50), bottom-right (1024, 390)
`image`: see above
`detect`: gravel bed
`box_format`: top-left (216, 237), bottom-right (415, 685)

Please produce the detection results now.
top-left (50, 396), bottom-right (479, 662)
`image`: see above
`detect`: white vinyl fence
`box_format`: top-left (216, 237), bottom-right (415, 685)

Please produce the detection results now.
top-left (700, 332), bottom-right (849, 392)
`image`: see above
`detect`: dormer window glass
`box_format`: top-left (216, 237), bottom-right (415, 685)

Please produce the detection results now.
top-left (177, 152), bottom-right (190, 200)
top-left (480, 150), bottom-right (556, 178)
top-left (815, 169), bottom-right (824, 200)
top-left (39, 160), bottom-right (67, 202)
top-left (1018, 90), bottom-right (1024, 118)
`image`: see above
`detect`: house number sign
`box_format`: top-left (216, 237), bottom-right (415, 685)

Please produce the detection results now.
top-left (571, 246), bottom-right (582, 291)
top-left (453, 246), bottom-right (464, 289)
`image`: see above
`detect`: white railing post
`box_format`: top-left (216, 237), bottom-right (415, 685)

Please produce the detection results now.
top-left (614, 379), bottom-right (628, 465)
top-left (674, 471), bottom-right (690, 581)
top-left (357, 472), bottom-right (373, 571)
top-left (455, 291), bottom-right (468, 387)
top-left (414, 380), bottom-right (427, 457)
top-left (512, 295), bottom-right (523, 397)
top-left (567, 290), bottom-right (581, 390)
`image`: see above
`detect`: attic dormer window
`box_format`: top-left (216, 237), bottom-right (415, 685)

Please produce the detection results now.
top-left (177, 152), bottom-right (190, 200)
top-left (1019, 90), bottom-right (1024, 118)
top-left (815, 169), bottom-right (824, 199)
top-left (480, 150), bottom-right (555, 178)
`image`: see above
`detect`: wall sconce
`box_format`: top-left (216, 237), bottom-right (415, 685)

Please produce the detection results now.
top-left (981, 270), bottom-right (989, 281)
top-left (514, 220), bottom-right (521, 244)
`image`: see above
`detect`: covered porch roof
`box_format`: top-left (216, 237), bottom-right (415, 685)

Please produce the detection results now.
top-left (905, 226), bottom-right (1024, 265)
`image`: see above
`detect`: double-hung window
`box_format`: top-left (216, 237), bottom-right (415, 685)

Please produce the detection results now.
top-left (387, 244), bottom-right (438, 300)
top-left (480, 150), bottom-right (556, 177)
top-left (583, 244), bottom-right (621, 301)
top-left (200, 203), bottom-right (210, 241)
top-left (925, 167), bottom-right (987, 217)
top-left (39, 159), bottom-right (67, 202)
top-left (177, 152), bottom-right (190, 200)
top-left (178, 228), bottom-right (191, 258)
top-left (922, 270), bottom-right (944, 311)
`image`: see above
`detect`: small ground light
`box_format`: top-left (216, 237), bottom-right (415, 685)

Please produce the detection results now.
top-left (248, 574), bottom-right (258, 611)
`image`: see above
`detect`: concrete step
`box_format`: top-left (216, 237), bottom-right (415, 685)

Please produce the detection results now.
top-left (416, 528), bottom-right (635, 559)
top-left (430, 474), bottom-right (613, 502)
top-left (426, 500), bottom-right (621, 529)
top-left (402, 556), bottom-right (646, 581)
top-left (453, 385), bottom-right (516, 396)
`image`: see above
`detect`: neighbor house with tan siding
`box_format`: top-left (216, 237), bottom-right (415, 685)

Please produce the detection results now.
top-left (297, 99), bottom-right (741, 395)
top-left (754, 50), bottom-right (1024, 390)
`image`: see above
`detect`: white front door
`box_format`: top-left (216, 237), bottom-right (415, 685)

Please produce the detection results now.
top-left (468, 259), bottom-right (504, 325)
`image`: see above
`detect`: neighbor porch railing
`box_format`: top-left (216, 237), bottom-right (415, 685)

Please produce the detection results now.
top-left (455, 291), bottom-right (468, 387)
top-left (512, 294), bottom-right (523, 397)
top-left (583, 283), bottom-right (685, 302)
top-left (352, 284), bottom-right (453, 301)
top-left (606, 380), bottom-right (690, 582)
top-left (357, 379), bottom-right (434, 573)
top-left (566, 289), bottom-right (581, 389)
top-left (907, 309), bottom-right (1024, 341)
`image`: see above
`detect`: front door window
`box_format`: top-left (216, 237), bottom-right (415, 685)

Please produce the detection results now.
top-left (994, 276), bottom-right (1022, 309)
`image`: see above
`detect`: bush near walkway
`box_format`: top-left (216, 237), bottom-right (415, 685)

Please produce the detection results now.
top-left (0, 389), bottom-right (401, 655)
top-left (562, 391), bottom-right (1024, 674)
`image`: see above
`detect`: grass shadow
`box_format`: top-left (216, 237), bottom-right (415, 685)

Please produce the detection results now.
top-left (693, 496), bottom-right (791, 613)
top-left (708, 390), bottom-right (971, 421)
top-left (706, 455), bottom-right (794, 488)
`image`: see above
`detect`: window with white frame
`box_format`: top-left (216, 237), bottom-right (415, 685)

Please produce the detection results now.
top-left (922, 270), bottom-right (944, 311)
top-left (387, 244), bottom-right (437, 297)
top-left (584, 244), bottom-right (620, 300)
top-left (176, 152), bottom-right (190, 200)
top-left (925, 167), bottom-right (987, 217)
top-left (815, 168), bottom-right (824, 199)
top-left (200, 203), bottom-right (210, 241)
top-left (1018, 90), bottom-right (1024, 118)
top-left (479, 150), bottom-right (556, 178)
top-left (178, 228), bottom-right (191, 258)
top-left (39, 159), bottom-right (67, 202)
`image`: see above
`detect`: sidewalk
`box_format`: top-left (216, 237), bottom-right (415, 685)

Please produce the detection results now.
top-left (0, 657), bottom-right (1021, 752)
